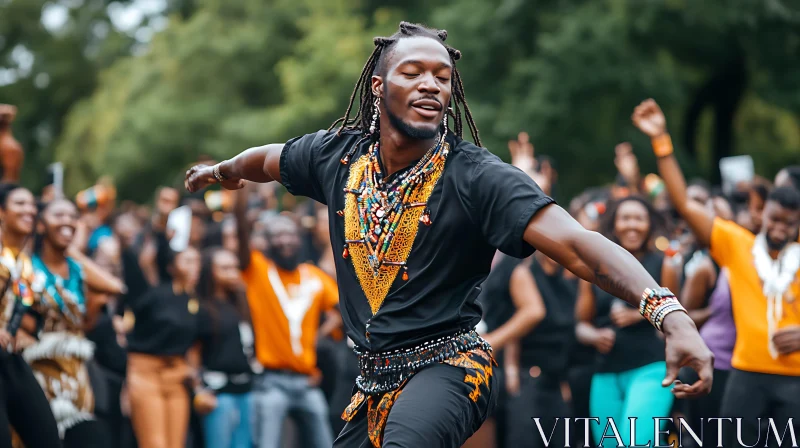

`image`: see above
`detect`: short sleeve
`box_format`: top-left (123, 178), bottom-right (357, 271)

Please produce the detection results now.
top-left (279, 130), bottom-right (329, 204)
top-left (470, 160), bottom-right (555, 258)
top-left (709, 217), bottom-right (753, 268)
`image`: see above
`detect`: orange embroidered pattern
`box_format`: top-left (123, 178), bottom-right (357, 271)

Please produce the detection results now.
top-left (341, 349), bottom-right (495, 447)
top-left (343, 145), bottom-right (449, 314)
top-left (443, 349), bottom-right (496, 402)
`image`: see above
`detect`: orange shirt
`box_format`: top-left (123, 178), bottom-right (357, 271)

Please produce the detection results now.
top-left (710, 218), bottom-right (800, 376)
top-left (242, 251), bottom-right (339, 376)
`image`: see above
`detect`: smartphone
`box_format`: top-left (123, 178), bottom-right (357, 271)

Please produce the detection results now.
top-left (167, 205), bottom-right (192, 252)
top-left (719, 155), bottom-right (754, 195)
top-left (47, 163), bottom-right (64, 199)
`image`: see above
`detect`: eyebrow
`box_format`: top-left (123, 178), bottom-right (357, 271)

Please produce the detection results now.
top-left (397, 59), bottom-right (452, 70)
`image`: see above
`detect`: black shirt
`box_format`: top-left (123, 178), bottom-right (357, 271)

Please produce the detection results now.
top-left (200, 300), bottom-right (253, 394)
top-left (476, 254), bottom-right (520, 335)
top-left (521, 257), bottom-right (578, 375)
top-left (592, 251), bottom-right (665, 373)
top-left (86, 307), bottom-right (128, 376)
top-left (126, 284), bottom-right (206, 356)
top-left (280, 130), bottom-right (553, 352)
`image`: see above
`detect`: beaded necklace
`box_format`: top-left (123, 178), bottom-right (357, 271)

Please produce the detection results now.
top-left (342, 131), bottom-right (449, 280)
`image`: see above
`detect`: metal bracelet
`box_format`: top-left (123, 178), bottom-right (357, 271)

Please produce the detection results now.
top-left (213, 163), bottom-right (227, 182)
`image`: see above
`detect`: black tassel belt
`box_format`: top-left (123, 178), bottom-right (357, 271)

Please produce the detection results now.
top-left (353, 329), bottom-right (491, 395)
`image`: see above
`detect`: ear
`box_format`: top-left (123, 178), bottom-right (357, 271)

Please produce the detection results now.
top-left (371, 75), bottom-right (383, 99)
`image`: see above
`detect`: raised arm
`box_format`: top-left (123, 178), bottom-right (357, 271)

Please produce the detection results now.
top-left (185, 144), bottom-right (284, 193)
top-left (632, 99), bottom-right (714, 246)
top-left (524, 204), bottom-right (713, 398)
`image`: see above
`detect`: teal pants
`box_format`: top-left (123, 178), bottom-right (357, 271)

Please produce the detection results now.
top-left (589, 362), bottom-right (674, 447)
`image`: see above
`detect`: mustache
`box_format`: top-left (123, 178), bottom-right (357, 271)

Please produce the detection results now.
top-left (408, 96), bottom-right (442, 108)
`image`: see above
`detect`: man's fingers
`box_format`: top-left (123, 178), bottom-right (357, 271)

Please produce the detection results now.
top-left (662, 362), bottom-right (680, 387)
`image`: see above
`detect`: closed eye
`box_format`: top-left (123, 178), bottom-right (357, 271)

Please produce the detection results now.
top-left (402, 72), bottom-right (419, 78)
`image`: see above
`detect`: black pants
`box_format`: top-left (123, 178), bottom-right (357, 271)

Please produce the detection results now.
top-left (567, 363), bottom-right (594, 445)
top-left (333, 362), bottom-right (498, 448)
top-left (63, 420), bottom-right (109, 448)
top-left (504, 368), bottom-right (570, 448)
top-left (720, 369), bottom-right (800, 448)
top-left (0, 352), bottom-right (61, 448)
top-left (677, 367), bottom-right (730, 448)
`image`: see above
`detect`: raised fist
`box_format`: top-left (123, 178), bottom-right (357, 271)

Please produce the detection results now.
top-left (632, 99), bottom-right (667, 138)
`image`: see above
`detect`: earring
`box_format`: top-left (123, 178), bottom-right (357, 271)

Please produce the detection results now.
top-left (442, 106), bottom-right (452, 136)
top-left (369, 98), bottom-right (381, 134)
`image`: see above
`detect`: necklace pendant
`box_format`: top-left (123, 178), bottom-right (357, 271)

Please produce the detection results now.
top-left (376, 208), bottom-right (385, 218)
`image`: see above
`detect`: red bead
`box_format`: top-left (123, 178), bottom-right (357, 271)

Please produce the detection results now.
top-left (337, 210), bottom-right (344, 217)
top-left (342, 246), bottom-right (349, 258)
top-left (402, 271), bottom-right (409, 281)
top-left (420, 214), bottom-right (431, 226)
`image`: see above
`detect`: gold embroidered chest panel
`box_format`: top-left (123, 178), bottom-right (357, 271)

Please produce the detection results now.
top-left (343, 143), bottom-right (449, 315)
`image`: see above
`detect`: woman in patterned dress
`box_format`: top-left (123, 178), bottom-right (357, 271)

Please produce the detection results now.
top-left (0, 184), bottom-right (61, 448)
top-left (19, 198), bottom-right (123, 447)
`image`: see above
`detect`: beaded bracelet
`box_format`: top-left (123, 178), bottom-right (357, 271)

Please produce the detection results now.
top-left (639, 287), bottom-right (686, 331)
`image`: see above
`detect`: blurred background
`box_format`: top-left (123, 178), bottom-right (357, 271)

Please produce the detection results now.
top-left (2, 0), bottom-right (799, 202)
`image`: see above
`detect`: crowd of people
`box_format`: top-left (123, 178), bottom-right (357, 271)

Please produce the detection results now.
top-left (0, 21), bottom-right (798, 448)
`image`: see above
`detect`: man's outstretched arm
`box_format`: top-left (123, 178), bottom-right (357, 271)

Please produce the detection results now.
top-left (185, 144), bottom-right (284, 193)
top-left (523, 204), bottom-right (714, 398)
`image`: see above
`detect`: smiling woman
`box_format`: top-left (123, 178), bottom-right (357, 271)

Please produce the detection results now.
top-left (17, 198), bottom-right (122, 448)
top-left (0, 184), bottom-right (63, 448)
top-left (575, 195), bottom-right (680, 447)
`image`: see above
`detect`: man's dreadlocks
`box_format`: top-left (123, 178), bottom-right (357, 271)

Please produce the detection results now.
top-left (329, 21), bottom-right (481, 148)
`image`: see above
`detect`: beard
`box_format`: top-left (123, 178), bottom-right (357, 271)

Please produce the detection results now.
top-left (766, 234), bottom-right (789, 252)
top-left (266, 246), bottom-right (300, 271)
top-left (384, 85), bottom-right (440, 140)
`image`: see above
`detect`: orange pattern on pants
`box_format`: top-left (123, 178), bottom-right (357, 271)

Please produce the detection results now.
top-left (127, 353), bottom-right (191, 448)
top-left (341, 349), bottom-right (496, 447)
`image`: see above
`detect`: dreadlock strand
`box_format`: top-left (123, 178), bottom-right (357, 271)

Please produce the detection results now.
top-left (333, 46), bottom-right (382, 135)
top-left (453, 68), bottom-right (480, 146)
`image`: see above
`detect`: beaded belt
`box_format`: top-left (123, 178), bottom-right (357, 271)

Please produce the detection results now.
top-left (353, 329), bottom-right (491, 395)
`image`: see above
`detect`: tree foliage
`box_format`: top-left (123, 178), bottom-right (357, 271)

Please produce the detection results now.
top-left (3, 0), bottom-right (798, 201)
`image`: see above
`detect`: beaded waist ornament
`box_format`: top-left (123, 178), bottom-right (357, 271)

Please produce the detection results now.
top-left (353, 329), bottom-right (491, 394)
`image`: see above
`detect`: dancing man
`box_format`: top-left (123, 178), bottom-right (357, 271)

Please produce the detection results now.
top-left (186, 22), bottom-right (713, 447)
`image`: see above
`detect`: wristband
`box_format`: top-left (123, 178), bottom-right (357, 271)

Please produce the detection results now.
top-left (651, 133), bottom-right (673, 158)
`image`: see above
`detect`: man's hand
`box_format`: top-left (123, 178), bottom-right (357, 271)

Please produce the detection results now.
top-left (592, 328), bottom-right (616, 354)
top-left (185, 164), bottom-right (244, 193)
top-left (661, 312), bottom-right (714, 398)
top-left (610, 304), bottom-right (644, 328)
top-left (773, 326), bottom-right (800, 355)
top-left (632, 99), bottom-right (667, 138)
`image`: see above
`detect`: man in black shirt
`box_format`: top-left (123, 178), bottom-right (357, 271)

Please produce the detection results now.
top-left (186, 21), bottom-right (714, 447)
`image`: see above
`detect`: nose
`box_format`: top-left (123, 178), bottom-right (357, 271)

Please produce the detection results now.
top-left (417, 73), bottom-right (441, 95)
